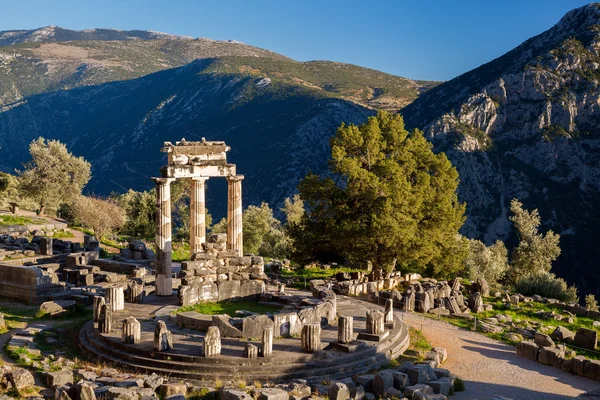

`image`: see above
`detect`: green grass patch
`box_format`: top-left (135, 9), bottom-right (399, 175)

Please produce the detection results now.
top-left (51, 229), bottom-right (75, 239)
top-left (172, 242), bottom-right (190, 262)
top-left (0, 215), bottom-right (46, 226)
top-left (178, 301), bottom-right (282, 317)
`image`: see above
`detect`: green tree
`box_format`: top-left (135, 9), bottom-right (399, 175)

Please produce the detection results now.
top-left (292, 111), bottom-right (466, 277)
top-left (281, 194), bottom-right (304, 225)
top-left (508, 199), bottom-right (561, 281)
top-left (19, 138), bottom-right (91, 215)
top-left (586, 294), bottom-right (599, 312)
top-left (466, 238), bottom-right (508, 285)
top-left (243, 202), bottom-right (290, 257)
top-left (116, 189), bottom-right (156, 239)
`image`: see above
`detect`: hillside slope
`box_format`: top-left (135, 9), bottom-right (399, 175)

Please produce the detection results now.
top-left (401, 4), bottom-right (600, 297)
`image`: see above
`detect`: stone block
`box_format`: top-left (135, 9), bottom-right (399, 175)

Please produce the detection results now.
top-left (273, 312), bottom-right (302, 337)
top-left (428, 379), bottom-right (452, 395)
top-left (372, 371), bottom-right (394, 398)
top-left (575, 328), bottom-right (598, 350)
top-left (534, 332), bottom-right (555, 348)
top-left (584, 359), bottom-right (600, 380)
top-left (212, 314), bottom-right (243, 337)
top-left (328, 382), bottom-right (350, 400)
top-left (538, 347), bottom-right (565, 368)
top-left (217, 280), bottom-right (241, 301)
top-left (403, 383), bottom-right (434, 398)
top-left (390, 371), bottom-right (409, 389)
top-left (355, 374), bottom-right (375, 393)
top-left (407, 364), bottom-right (437, 385)
top-left (254, 388), bottom-right (288, 400)
top-left (516, 341), bottom-right (539, 361)
top-left (242, 315), bottom-right (274, 339)
top-left (551, 326), bottom-right (574, 342)
top-left (46, 370), bottom-right (73, 387)
top-left (221, 389), bottom-right (253, 400)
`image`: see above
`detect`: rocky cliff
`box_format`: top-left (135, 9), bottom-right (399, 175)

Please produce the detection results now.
top-left (402, 4), bottom-right (600, 296)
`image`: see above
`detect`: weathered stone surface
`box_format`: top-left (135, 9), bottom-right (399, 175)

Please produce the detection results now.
top-left (98, 304), bottom-right (112, 333)
top-left (355, 374), bottom-right (375, 392)
top-left (242, 314), bottom-right (274, 339)
top-left (534, 332), bottom-right (555, 348)
top-left (40, 300), bottom-right (75, 316)
top-left (474, 278), bottom-right (490, 297)
top-left (415, 292), bottom-right (431, 313)
top-left (402, 292), bottom-right (415, 312)
top-left (372, 371), bottom-right (394, 398)
top-left (575, 328), bottom-right (598, 350)
top-left (46, 370), bottom-right (73, 387)
top-left (428, 379), bottom-right (452, 395)
top-left (93, 296), bottom-right (105, 323)
top-left (261, 326), bottom-right (273, 357)
top-left (106, 286), bottom-right (125, 312)
top-left (338, 315), bottom-right (353, 344)
top-left (551, 326), bottom-right (574, 342)
top-left (221, 389), bottom-right (252, 400)
top-left (0, 313), bottom-right (5, 331)
top-left (121, 317), bottom-right (141, 344)
top-left (328, 382), bottom-right (350, 400)
top-left (78, 383), bottom-right (97, 400)
top-left (539, 347), bottom-right (565, 368)
top-left (158, 383), bottom-right (188, 398)
top-left (212, 314), bottom-right (243, 338)
top-left (384, 299), bottom-right (394, 323)
top-left (584, 359), bottom-right (600, 380)
top-left (468, 292), bottom-right (484, 313)
top-left (516, 341), bottom-right (539, 361)
top-left (126, 280), bottom-right (144, 303)
top-left (407, 364), bottom-right (437, 385)
top-left (254, 388), bottom-right (289, 400)
top-left (244, 343), bottom-right (258, 358)
top-left (366, 309), bottom-right (385, 335)
top-left (403, 383), bottom-right (434, 398)
top-left (301, 323), bottom-right (321, 353)
top-left (5, 367), bottom-right (35, 390)
top-left (204, 326), bottom-right (221, 357)
top-left (154, 320), bottom-right (173, 352)
top-left (273, 312), bottom-right (301, 338)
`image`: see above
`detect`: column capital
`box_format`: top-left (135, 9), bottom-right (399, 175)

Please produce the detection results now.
top-left (190, 176), bottom-right (209, 183)
top-left (152, 177), bottom-right (177, 185)
top-left (226, 175), bottom-right (244, 182)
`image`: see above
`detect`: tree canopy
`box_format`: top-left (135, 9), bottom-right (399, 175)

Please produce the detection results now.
top-left (291, 111), bottom-right (466, 276)
top-left (19, 137), bottom-right (91, 215)
top-left (72, 195), bottom-right (125, 239)
top-left (508, 199), bottom-right (561, 281)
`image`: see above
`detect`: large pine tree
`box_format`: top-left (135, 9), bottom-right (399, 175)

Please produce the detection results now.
top-left (291, 111), bottom-right (466, 277)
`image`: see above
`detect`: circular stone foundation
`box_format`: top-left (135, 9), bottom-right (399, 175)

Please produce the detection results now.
top-left (79, 289), bottom-right (409, 384)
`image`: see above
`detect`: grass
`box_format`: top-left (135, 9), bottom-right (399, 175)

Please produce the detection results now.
top-left (51, 229), bottom-right (75, 239)
top-left (421, 297), bottom-right (600, 359)
top-left (172, 242), bottom-right (190, 262)
top-left (0, 215), bottom-right (46, 226)
top-left (178, 300), bottom-right (282, 316)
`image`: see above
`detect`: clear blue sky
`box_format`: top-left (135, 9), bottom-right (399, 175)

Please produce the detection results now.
top-left (0, 0), bottom-right (592, 81)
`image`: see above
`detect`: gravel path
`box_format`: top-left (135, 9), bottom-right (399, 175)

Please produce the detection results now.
top-left (400, 312), bottom-right (600, 400)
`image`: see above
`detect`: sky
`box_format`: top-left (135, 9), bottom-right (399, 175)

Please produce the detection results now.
top-left (0, 0), bottom-right (592, 81)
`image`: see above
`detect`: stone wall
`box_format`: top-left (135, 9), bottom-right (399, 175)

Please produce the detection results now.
top-left (0, 263), bottom-right (66, 304)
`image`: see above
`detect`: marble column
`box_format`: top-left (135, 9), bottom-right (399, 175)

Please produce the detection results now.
top-left (227, 175), bottom-right (244, 256)
top-left (189, 177), bottom-right (208, 255)
top-left (153, 177), bottom-right (175, 296)
top-left (338, 315), bottom-right (353, 344)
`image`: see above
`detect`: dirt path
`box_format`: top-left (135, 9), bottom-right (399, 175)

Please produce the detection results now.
top-left (400, 312), bottom-right (600, 399)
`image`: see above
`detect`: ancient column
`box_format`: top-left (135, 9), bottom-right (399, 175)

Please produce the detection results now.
top-left (338, 315), bottom-right (353, 344)
top-left (204, 326), bottom-right (221, 357)
top-left (122, 317), bottom-right (141, 344)
top-left (244, 343), bottom-right (258, 358)
top-left (366, 310), bottom-right (385, 335)
top-left (0, 313), bottom-right (5, 331)
top-left (226, 175), bottom-right (244, 256)
top-left (189, 177), bottom-right (208, 255)
top-left (384, 299), bottom-right (394, 323)
top-left (154, 320), bottom-right (173, 352)
top-left (261, 326), bottom-right (273, 358)
top-left (106, 286), bottom-right (124, 312)
top-left (126, 280), bottom-right (144, 304)
top-left (301, 323), bottom-right (321, 353)
top-left (93, 296), bottom-right (105, 323)
top-left (98, 304), bottom-right (112, 333)
top-left (153, 177), bottom-right (175, 296)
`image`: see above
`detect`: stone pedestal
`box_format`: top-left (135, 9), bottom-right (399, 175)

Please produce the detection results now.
top-left (301, 323), bottom-right (321, 353)
top-left (39, 237), bottom-right (53, 256)
top-left (106, 286), bottom-right (124, 312)
top-left (279, 284), bottom-right (285, 294)
top-left (338, 316), bottom-right (353, 344)
top-left (261, 326), bottom-right (273, 358)
top-left (190, 177), bottom-right (208, 255)
top-left (358, 309), bottom-right (389, 342)
top-left (367, 310), bottom-right (385, 334)
top-left (122, 317), bottom-right (141, 344)
top-left (384, 299), bottom-right (394, 323)
top-left (402, 292), bottom-right (415, 312)
top-left (204, 326), bottom-right (221, 357)
top-left (244, 343), bottom-right (258, 358)
top-left (93, 296), bottom-right (105, 323)
top-left (0, 312), bottom-right (5, 331)
top-left (126, 280), bottom-right (144, 303)
top-left (153, 177), bottom-right (175, 296)
top-left (154, 320), bottom-right (173, 351)
top-left (227, 175), bottom-right (244, 256)
top-left (98, 304), bottom-right (112, 333)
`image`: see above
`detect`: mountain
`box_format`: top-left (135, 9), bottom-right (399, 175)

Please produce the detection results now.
top-left (401, 4), bottom-right (600, 297)
top-left (0, 27), bottom-right (435, 225)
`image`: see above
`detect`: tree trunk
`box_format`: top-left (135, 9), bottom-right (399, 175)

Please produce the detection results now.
top-left (38, 200), bottom-right (45, 216)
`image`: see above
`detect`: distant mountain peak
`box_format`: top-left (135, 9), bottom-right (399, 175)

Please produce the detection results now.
top-left (0, 26), bottom-right (199, 46)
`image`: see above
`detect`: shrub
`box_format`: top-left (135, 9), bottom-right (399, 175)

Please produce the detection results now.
top-left (586, 294), bottom-right (599, 311)
top-left (513, 273), bottom-right (578, 302)
top-left (453, 378), bottom-right (465, 392)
